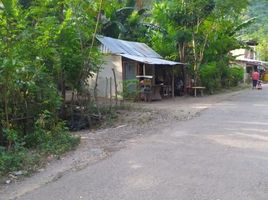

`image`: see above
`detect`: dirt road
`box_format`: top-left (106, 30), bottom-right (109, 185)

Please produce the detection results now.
top-left (2, 87), bottom-right (262, 200)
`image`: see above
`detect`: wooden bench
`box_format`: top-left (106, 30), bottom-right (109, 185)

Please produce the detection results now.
top-left (191, 86), bottom-right (206, 97)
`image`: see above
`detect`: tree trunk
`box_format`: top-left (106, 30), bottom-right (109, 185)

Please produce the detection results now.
top-left (136, 0), bottom-right (143, 9)
top-left (90, 0), bottom-right (103, 50)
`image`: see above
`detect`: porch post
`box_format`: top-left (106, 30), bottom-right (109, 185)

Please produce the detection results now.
top-left (143, 64), bottom-right (146, 76)
top-left (243, 64), bottom-right (247, 83)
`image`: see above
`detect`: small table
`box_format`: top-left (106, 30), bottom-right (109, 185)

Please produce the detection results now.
top-left (191, 86), bottom-right (206, 97)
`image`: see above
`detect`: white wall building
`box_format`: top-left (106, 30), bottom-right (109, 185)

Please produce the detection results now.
top-left (88, 35), bottom-right (184, 100)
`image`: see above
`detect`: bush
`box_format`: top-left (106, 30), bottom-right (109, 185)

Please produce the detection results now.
top-left (0, 145), bottom-right (40, 176)
top-left (0, 133), bottom-right (79, 177)
top-left (0, 111), bottom-right (80, 177)
top-left (200, 62), bottom-right (221, 94)
top-left (200, 63), bottom-right (244, 93)
top-left (120, 79), bottom-right (139, 100)
top-left (228, 67), bottom-right (244, 86)
top-left (25, 111), bottom-right (80, 154)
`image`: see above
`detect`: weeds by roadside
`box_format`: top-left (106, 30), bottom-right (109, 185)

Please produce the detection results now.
top-left (0, 131), bottom-right (80, 182)
top-left (0, 103), bottom-right (135, 182)
top-left (0, 113), bottom-right (80, 182)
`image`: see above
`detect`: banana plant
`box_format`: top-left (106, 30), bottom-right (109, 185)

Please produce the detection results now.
top-left (100, 0), bottom-right (149, 40)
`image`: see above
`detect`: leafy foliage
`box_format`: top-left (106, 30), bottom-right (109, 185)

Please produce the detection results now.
top-left (0, 146), bottom-right (40, 176)
top-left (228, 67), bottom-right (244, 86)
top-left (200, 62), bottom-right (221, 94)
top-left (0, 0), bottom-right (101, 176)
top-left (200, 63), bottom-right (244, 93)
top-left (100, 0), bottom-right (151, 41)
top-left (242, 0), bottom-right (268, 60)
top-left (120, 79), bottom-right (139, 100)
top-left (142, 0), bottom-right (250, 88)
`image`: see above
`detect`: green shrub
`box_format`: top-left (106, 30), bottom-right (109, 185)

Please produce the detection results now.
top-left (0, 145), bottom-right (40, 176)
top-left (200, 62), bottom-right (221, 94)
top-left (228, 67), bottom-right (244, 86)
top-left (1, 131), bottom-right (79, 177)
top-left (200, 63), bottom-right (243, 93)
top-left (25, 111), bottom-right (80, 154)
top-left (0, 111), bottom-right (80, 177)
top-left (120, 79), bottom-right (139, 100)
top-left (37, 131), bottom-right (80, 155)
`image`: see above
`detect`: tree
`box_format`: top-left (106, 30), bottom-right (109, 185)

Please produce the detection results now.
top-left (0, 0), bottom-right (102, 149)
top-left (0, 0), bottom-right (62, 148)
top-left (150, 0), bottom-right (250, 84)
top-left (243, 0), bottom-right (268, 60)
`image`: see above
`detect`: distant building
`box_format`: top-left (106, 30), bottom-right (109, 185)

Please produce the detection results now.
top-left (231, 41), bottom-right (268, 82)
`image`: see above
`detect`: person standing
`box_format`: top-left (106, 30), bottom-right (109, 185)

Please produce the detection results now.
top-left (252, 69), bottom-right (260, 89)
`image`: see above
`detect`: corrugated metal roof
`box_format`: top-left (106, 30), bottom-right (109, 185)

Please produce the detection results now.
top-left (237, 58), bottom-right (268, 66)
top-left (97, 35), bottom-right (162, 59)
top-left (96, 35), bottom-right (184, 65)
top-left (120, 54), bottom-right (182, 65)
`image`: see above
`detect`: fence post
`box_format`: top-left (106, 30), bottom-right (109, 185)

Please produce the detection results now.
top-left (110, 77), bottom-right (112, 107)
top-left (112, 68), bottom-right (118, 105)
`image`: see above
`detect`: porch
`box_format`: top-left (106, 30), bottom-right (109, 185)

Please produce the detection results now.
top-left (123, 57), bottom-right (186, 101)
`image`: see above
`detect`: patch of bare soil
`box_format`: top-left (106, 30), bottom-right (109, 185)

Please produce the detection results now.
top-left (0, 90), bottom-right (243, 200)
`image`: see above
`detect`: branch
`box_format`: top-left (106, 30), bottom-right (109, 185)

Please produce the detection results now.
top-left (90, 0), bottom-right (103, 51)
